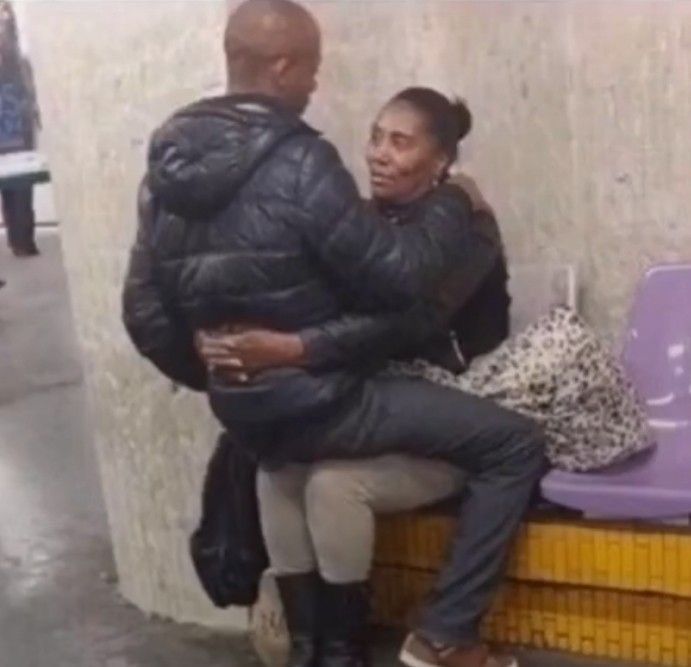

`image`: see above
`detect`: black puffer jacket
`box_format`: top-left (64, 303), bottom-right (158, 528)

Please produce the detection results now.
top-left (298, 205), bottom-right (509, 374)
top-left (122, 94), bottom-right (492, 423)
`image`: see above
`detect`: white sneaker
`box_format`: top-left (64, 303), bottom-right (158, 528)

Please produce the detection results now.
top-left (399, 632), bottom-right (518, 667)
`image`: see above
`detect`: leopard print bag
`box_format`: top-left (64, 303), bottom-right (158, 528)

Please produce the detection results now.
top-left (390, 306), bottom-right (653, 472)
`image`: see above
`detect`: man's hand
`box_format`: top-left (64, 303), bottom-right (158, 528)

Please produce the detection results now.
top-left (450, 172), bottom-right (494, 215)
top-left (194, 329), bottom-right (246, 381)
top-left (194, 327), bottom-right (306, 383)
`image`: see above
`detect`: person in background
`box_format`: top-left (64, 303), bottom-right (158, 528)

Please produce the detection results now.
top-left (0, 0), bottom-right (40, 258)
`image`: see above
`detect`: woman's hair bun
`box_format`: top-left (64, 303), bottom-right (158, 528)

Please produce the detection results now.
top-left (450, 98), bottom-right (472, 142)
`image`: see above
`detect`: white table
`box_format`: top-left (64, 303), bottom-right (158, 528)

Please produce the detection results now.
top-left (0, 151), bottom-right (50, 189)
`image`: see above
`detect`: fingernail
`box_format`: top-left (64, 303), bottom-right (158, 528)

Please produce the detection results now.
top-left (228, 358), bottom-right (243, 368)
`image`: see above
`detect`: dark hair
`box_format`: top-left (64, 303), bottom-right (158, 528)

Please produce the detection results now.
top-left (0, 1), bottom-right (19, 58)
top-left (390, 87), bottom-right (472, 166)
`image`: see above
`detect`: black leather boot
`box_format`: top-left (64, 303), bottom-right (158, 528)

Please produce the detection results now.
top-left (319, 580), bottom-right (370, 667)
top-left (276, 572), bottom-right (320, 667)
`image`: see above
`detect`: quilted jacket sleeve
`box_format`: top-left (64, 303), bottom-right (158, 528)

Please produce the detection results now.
top-left (295, 137), bottom-right (493, 311)
top-left (122, 179), bottom-right (207, 391)
top-left (297, 210), bottom-right (503, 371)
top-left (299, 300), bottom-right (443, 370)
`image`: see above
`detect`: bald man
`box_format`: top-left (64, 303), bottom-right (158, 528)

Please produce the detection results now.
top-left (223, 0), bottom-right (320, 114)
top-left (123, 2), bottom-right (541, 667)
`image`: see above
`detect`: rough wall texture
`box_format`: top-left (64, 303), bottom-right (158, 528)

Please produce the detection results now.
top-left (23, 0), bottom-right (691, 628)
top-left (23, 1), bottom-right (243, 630)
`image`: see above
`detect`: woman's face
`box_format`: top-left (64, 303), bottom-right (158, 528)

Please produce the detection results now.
top-left (366, 100), bottom-right (449, 205)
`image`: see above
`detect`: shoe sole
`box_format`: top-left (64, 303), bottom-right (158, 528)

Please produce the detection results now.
top-left (399, 646), bottom-right (519, 667)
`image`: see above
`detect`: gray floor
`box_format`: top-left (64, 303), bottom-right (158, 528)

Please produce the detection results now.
top-left (0, 231), bottom-right (261, 667)
top-left (0, 230), bottom-right (649, 667)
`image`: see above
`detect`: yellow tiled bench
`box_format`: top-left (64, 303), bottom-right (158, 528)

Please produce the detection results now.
top-left (372, 513), bottom-right (691, 666)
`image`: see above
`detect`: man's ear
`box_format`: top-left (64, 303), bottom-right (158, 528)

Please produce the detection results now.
top-left (271, 56), bottom-right (292, 81)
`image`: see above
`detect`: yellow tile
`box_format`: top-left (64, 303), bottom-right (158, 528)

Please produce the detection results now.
top-left (373, 516), bottom-right (691, 665)
top-left (660, 597), bottom-right (676, 656)
top-left (681, 538), bottom-right (691, 594)
top-left (565, 525), bottom-right (581, 581)
top-left (555, 586), bottom-right (570, 652)
top-left (650, 533), bottom-right (665, 591)
top-left (538, 525), bottom-right (555, 579)
top-left (542, 586), bottom-right (557, 646)
top-left (593, 590), bottom-right (608, 657)
top-left (634, 533), bottom-right (650, 589)
top-left (618, 597), bottom-right (635, 661)
top-left (583, 589), bottom-right (596, 642)
top-left (567, 589), bottom-right (582, 654)
top-left (553, 524), bottom-right (567, 581)
top-left (621, 530), bottom-right (636, 588)
top-left (606, 534), bottom-right (622, 590)
top-left (675, 636), bottom-right (690, 667)
top-left (605, 591), bottom-right (621, 660)
top-left (528, 526), bottom-right (543, 580)
top-left (632, 593), bottom-right (648, 662)
top-left (580, 532), bottom-right (595, 584)
top-left (663, 533), bottom-right (679, 596)
top-left (647, 595), bottom-right (662, 666)
top-left (593, 529), bottom-right (609, 586)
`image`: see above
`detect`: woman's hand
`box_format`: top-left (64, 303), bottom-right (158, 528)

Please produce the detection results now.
top-left (450, 172), bottom-right (494, 215)
top-left (194, 326), bottom-right (306, 382)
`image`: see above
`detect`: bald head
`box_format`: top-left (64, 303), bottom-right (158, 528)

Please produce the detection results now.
top-left (224, 0), bottom-right (321, 113)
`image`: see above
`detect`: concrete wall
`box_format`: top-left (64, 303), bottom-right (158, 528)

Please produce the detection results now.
top-left (23, 0), bottom-right (691, 629)
top-left (23, 1), bottom-right (241, 630)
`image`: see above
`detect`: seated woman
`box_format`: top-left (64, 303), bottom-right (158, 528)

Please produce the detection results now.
top-left (197, 88), bottom-right (650, 667)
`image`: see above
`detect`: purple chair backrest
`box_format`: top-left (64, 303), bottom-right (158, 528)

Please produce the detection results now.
top-left (541, 264), bottom-right (691, 521)
top-left (622, 264), bottom-right (691, 430)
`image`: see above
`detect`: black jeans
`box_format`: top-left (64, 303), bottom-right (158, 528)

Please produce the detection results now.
top-left (231, 373), bottom-right (546, 646)
top-left (2, 186), bottom-right (35, 252)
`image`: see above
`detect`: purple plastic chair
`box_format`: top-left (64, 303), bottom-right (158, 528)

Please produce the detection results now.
top-left (541, 264), bottom-right (691, 521)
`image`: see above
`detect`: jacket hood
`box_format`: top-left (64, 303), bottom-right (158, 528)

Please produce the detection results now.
top-left (147, 94), bottom-right (313, 218)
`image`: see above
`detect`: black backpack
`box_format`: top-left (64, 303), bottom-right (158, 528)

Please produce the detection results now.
top-left (189, 432), bottom-right (268, 607)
